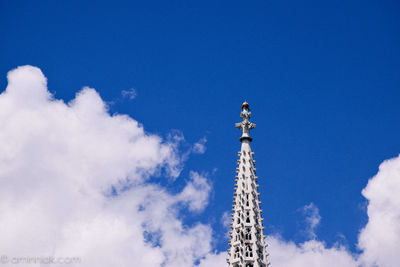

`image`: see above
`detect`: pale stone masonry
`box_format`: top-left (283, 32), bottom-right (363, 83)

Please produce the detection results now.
top-left (227, 102), bottom-right (270, 267)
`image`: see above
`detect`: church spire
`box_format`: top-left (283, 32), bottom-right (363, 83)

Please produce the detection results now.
top-left (227, 102), bottom-right (270, 267)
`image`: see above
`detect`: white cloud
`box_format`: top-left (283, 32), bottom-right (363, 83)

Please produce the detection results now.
top-left (0, 66), bottom-right (214, 267)
top-left (268, 236), bottom-right (357, 267)
top-left (221, 211), bottom-right (231, 229)
top-left (358, 154), bottom-right (400, 267)
top-left (2, 65), bottom-right (400, 267)
top-left (192, 137), bottom-right (207, 154)
top-left (121, 88), bottom-right (137, 100)
top-left (198, 252), bottom-right (227, 267)
top-left (221, 211), bottom-right (231, 239)
top-left (302, 203), bottom-right (321, 240)
top-left (267, 154), bottom-right (400, 267)
top-left (176, 171), bottom-right (212, 212)
top-left (266, 204), bottom-right (357, 267)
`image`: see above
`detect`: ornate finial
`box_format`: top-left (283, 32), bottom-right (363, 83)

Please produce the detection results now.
top-left (241, 101), bottom-right (249, 110)
top-left (235, 101), bottom-right (256, 142)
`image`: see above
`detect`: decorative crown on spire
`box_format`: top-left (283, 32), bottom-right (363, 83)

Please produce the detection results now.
top-left (235, 101), bottom-right (256, 142)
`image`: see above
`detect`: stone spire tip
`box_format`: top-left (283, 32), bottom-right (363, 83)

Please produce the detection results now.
top-left (241, 101), bottom-right (250, 110)
top-left (236, 101), bottom-right (256, 142)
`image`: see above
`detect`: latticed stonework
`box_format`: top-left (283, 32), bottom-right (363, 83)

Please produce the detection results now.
top-left (227, 102), bottom-right (270, 267)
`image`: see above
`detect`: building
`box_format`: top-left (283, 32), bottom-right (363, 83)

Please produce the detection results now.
top-left (227, 102), bottom-right (270, 267)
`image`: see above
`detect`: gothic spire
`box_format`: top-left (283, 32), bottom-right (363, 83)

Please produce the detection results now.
top-left (227, 102), bottom-right (270, 267)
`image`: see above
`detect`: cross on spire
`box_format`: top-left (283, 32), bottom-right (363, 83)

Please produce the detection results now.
top-left (235, 101), bottom-right (256, 142)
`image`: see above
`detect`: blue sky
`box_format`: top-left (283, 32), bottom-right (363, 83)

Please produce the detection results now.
top-left (1, 0), bottom-right (400, 265)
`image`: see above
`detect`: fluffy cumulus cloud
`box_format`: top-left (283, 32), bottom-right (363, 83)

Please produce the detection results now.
top-left (1, 65), bottom-right (400, 267)
top-left (267, 205), bottom-right (357, 267)
top-left (176, 171), bottom-right (212, 212)
top-left (268, 154), bottom-right (400, 267)
top-left (358, 155), bottom-right (400, 267)
top-left (0, 66), bottom-right (214, 267)
top-left (268, 237), bottom-right (357, 267)
top-left (198, 252), bottom-right (227, 267)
